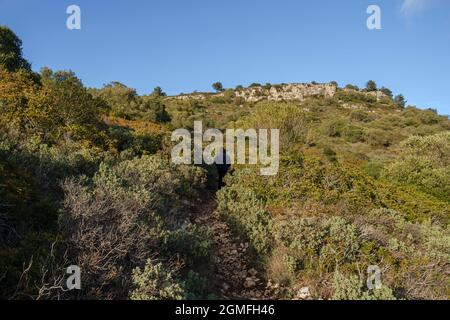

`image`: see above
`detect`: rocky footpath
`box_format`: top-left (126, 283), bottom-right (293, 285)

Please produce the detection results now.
top-left (192, 197), bottom-right (278, 299)
top-left (189, 192), bottom-right (321, 300)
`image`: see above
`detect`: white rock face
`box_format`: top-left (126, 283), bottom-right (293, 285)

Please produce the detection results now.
top-left (367, 90), bottom-right (389, 101)
top-left (234, 83), bottom-right (337, 102)
top-left (174, 93), bottom-right (208, 100)
top-left (343, 88), bottom-right (389, 101)
top-left (172, 82), bottom-right (389, 103)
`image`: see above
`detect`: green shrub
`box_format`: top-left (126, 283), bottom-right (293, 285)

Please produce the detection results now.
top-left (345, 84), bottom-right (359, 91)
top-left (362, 160), bottom-right (384, 179)
top-left (60, 155), bottom-right (210, 298)
top-left (342, 125), bottom-right (364, 143)
top-left (332, 272), bottom-right (396, 300)
top-left (217, 171), bottom-right (273, 257)
top-left (323, 147), bottom-right (337, 162)
top-left (162, 224), bottom-right (214, 271)
top-left (382, 132), bottom-right (450, 200)
top-left (267, 246), bottom-right (297, 287)
top-left (350, 110), bottom-right (373, 123)
top-left (365, 80), bottom-right (377, 92)
top-left (130, 260), bottom-right (185, 300)
top-left (321, 119), bottom-right (346, 137)
top-left (364, 128), bottom-right (392, 147)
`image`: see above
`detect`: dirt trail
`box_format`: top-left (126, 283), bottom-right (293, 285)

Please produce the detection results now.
top-left (192, 195), bottom-right (276, 299)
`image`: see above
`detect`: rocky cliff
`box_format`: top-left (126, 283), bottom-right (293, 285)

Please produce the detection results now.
top-left (234, 83), bottom-right (337, 102)
top-left (173, 82), bottom-right (389, 103)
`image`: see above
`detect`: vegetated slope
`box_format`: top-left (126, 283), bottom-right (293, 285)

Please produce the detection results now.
top-left (0, 27), bottom-right (216, 299)
top-left (131, 84), bottom-right (450, 300)
top-left (205, 91), bottom-right (449, 300)
top-left (1, 26), bottom-right (449, 300)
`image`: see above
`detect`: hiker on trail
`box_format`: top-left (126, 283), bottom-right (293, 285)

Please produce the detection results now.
top-left (214, 149), bottom-right (231, 189)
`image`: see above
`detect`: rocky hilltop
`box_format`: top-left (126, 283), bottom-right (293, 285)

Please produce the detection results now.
top-left (173, 82), bottom-right (389, 103)
top-left (234, 83), bottom-right (336, 102)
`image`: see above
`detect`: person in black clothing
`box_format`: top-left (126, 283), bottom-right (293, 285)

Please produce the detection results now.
top-left (214, 150), bottom-right (231, 189)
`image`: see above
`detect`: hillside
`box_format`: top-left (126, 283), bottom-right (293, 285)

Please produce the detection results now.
top-left (1, 26), bottom-right (449, 300)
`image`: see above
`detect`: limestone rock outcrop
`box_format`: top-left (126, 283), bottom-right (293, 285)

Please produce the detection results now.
top-left (172, 82), bottom-right (389, 103)
top-left (234, 83), bottom-right (337, 102)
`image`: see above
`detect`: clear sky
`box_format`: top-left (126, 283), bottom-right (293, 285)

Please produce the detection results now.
top-left (1, 0), bottom-right (449, 114)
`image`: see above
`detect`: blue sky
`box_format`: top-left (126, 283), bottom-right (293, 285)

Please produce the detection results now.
top-left (1, 0), bottom-right (449, 114)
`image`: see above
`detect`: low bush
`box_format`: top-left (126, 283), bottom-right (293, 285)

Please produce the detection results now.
top-left (382, 132), bottom-right (450, 200)
top-left (130, 260), bottom-right (185, 300)
top-left (60, 155), bottom-right (211, 299)
top-left (217, 155), bottom-right (450, 299)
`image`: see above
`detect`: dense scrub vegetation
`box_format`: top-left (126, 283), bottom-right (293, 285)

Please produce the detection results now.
top-left (0, 27), bottom-right (215, 300)
top-left (216, 96), bottom-right (449, 300)
top-left (1, 26), bottom-right (449, 300)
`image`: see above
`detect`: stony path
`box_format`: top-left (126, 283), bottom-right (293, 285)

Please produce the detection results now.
top-left (192, 196), bottom-right (277, 299)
